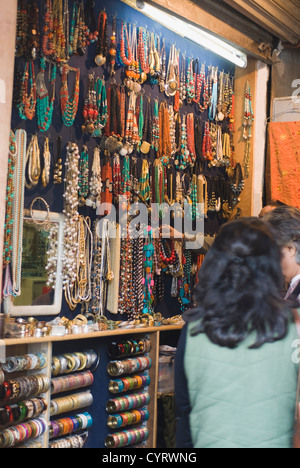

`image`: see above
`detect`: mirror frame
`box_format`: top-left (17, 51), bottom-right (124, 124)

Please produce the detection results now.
top-left (4, 211), bottom-right (65, 317)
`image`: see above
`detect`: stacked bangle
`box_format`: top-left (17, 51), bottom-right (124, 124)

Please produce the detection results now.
top-left (0, 398), bottom-right (47, 428)
top-left (107, 357), bottom-right (152, 377)
top-left (51, 371), bottom-right (94, 395)
top-left (1, 353), bottom-right (47, 373)
top-left (0, 418), bottom-right (47, 448)
top-left (108, 338), bottom-right (151, 359)
top-left (49, 433), bottom-right (88, 449)
top-left (0, 375), bottom-right (50, 402)
top-left (107, 409), bottom-right (149, 429)
top-left (106, 392), bottom-right (151, 413)
top-left (49, 412), bottom-right (93, 439)
top-left (105, 426), bottom-right (149, 448)
top-left (109, 374), bottom-right (151, 394)
top-left (51, 350), bottom-right (99, 376)
top-left (50, 391), bottom-right (93, 417)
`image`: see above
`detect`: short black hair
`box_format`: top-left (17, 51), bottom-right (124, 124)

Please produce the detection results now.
top-left (263, 206), bottom-right (300, 264)
top-left (184, 218), bottom-right (291, 349)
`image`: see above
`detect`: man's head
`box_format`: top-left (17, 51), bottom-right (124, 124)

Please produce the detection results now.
top-left (263, 206), bottom-right (300, 283)
top-left (259, 200), bottom-right (287, 218)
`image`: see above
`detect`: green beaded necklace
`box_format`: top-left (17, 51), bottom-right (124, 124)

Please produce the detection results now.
top-left (36, 57), bottom-right (57, 132)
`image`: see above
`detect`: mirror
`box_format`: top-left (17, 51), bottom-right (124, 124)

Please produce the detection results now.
top-left (4, 210), bottom-right (65, 317)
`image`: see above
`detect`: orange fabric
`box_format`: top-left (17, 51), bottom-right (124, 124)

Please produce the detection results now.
top-left (269, 122), bottom-right (300, 209)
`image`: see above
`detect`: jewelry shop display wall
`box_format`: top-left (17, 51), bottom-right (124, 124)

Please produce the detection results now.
top-left (6, 0), bottom-right (243, 325)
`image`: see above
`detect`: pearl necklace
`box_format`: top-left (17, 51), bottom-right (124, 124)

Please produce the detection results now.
top-left (11, 130), bottom-right (27, 297)
top-left (41, 137), bottom-right (51, 187)
top-left (86, 147), bottom-right (102, 209)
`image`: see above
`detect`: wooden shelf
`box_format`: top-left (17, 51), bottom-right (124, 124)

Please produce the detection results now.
top-left (2, 324), bottom-right (184, 346)
top-left (0, 324), bottom-right (183, 449)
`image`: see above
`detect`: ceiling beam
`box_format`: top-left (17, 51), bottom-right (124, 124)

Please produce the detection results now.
top-left (222, 0), bottom-right (300, 44)
top-left (146, 0), bottom-right (274, 62)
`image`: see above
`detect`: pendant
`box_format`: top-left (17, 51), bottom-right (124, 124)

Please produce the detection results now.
top-left (218, 111), bottom-right (225, 121)
top-left (95, 54), bottom-right (106, 67)
top-left (36, 72), bottom-right (48, 98)
top-left (140, 141), bottom-right (151, 155)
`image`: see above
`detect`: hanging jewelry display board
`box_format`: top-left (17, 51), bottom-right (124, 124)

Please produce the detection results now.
top-left (6, 0), bottom-right (243, 324)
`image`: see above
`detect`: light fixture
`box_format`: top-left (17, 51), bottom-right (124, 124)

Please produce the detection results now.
top-left (121, 0), bottom-right (248, 68)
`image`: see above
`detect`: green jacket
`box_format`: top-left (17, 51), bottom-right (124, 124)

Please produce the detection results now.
top-left (184, 321), bottom-right (299, 448)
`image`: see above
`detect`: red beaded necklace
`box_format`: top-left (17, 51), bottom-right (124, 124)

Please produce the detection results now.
top-left (120, 22), bottom-right (133, 67)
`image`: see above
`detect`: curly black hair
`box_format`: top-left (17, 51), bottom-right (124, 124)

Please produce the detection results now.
top-left (184, 217), bottom-right (292, 349)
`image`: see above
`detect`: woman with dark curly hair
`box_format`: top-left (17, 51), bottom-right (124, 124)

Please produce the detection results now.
top-left (175, 217), bottom-right (299, 449)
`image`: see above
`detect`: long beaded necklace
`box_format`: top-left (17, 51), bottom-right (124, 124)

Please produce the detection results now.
top-left (152, 100), bottom-right (159, 152)
top-left (53, 136), bottom-right (63, 184)
top-left (139, 159), bottom-right (150, 204)
top-left (86, 147), bottom-right (102, 209)
top-left (158, 102), bottom-right (171, 164)
top-left (231, 162), bottom-right (245, 204)
top-left (62, 142), bottom-right (80, 308)
top-left (25, 135), bottom-right (41, 189)
top-left (209, 67), bottom-right (218, 121)
top-left (82, 73), bottom-right (97, 134)
top-left (202, 122), bottom-right (213, 161)
top-left (101, 156), bottom-right (113, 215)
top-left (186, 58), bottom-right (195, 103)
top-left (109, 17), bottom-right (117, 77)
top-left (142, 226), bottom-right (155, 316)
top-left (95, 10), bottom-right (108, 66)
top-left (60, 65), bottom-right (80, 127)
top-left (138, 27), bottom-right (150, 83)
top-left (125, 91), bottom-right (139, 148)
top-left (119, 21), bottom-right (133, 67)
top-left (92, 77), bottom-right (108, 138)
top-left (113, 153), bottom-right (122, 204)
top-left (197, 174), bottom-right (208, 218)
top-left (3, 131), bottom-right (17, 270)
top-left (11, 129), bottom-right (27, 297)
top-left (18, 60), bottom-right (36, 121)
top-left (78, 145), bottom-right (89, 206)
top-left (41, 137), bottom-right (51, 188)
top-left (132, 235), bottom-right (144, 319)
top-left (26, 0), bottom-right (40, 60)
top-left (118, 223), bottom-right (134, 315)
top-left (243, 80), bottom-right (254, 179)
top-left (42, 0), bottom-right (55, 57)
top-left (153, 158), bottom-right (165, 219)
top-left (36, 58), bottom-right (57, 132)
top-left (175, 114), bottom-right (190, 171)
top-left (187, 113), bottom-right (196, 167)
top-left (198, 63), bottom-right (210, 113)
top-left (16, 0), bottom-right (28, 58)
top-left (52, 0), bottom-right (67, 63)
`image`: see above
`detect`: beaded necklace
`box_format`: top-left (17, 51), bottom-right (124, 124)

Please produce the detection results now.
top-left (158, 102), bottom-right (171, 164)
top-left (121, 155), bottom-right (131, 206)
top-left (60, 65), bottom-right (80, 127)
top-left (84, 0), bottom-right (98, 46)
top-left (197, 174), bottom-right (208, 218)
top-left (25, 135), bottom-right (41, 189)
top-left (132, 235), bottom-right (144, 319)
top-left (198, 63), bottom-right (210, 113)
top-left (11, 129), bottom-right (27, 297)
top-left (3, 131), bottom-right (17, 269)
top-left (152, 100), bottom-right (159, 152)
top-left (52, 0), bottom-right (67, 63)
top-left (159, 39), bottom-right (166, 93)
top-left (202, 122), bottom-right (213, 161)
top-left (78, 145), bottom-right (89, 206)
top-left (174, 114), bottom-right (190, 171)
top-left (26, 0), bottom-right (39, 60)
top-left (95, 10), bottom-right (108, 66)
top-left (138, 27), bottom-right (150, 81)
top-left (186, 58), bottom-right (195, 103)
top-left (113, 153), bottom-right (122, 204)
top-left (243, 80), bottom-right (254, 179)
top-left (41, 137), bottom-right (51, 188)
top-left (119, 22), bottom-right (133, 67)
top-left (53, 136), bottom-right (63, 184)
top-left (86, 147), bottom-right (102, 209)
top-left (82, 73), bottom-right (97, 134)
top-left (110, 17), bottom-right (117, 77)
top-left (142, 226), bottom-right (155, 316)
top-left (152, 158), bottom-right (165, 219)
top-left (209, 67), bottom-right (218, 121)
top-left (42, 0), bottom-right (55, 57)
top-left (139, 159), bottom-right (150, 204)
top-left (18, 60), bottom-right (36, 121)
top-left (36, 58), bottom-right (57, 132)
top-left (125, 91), bottom-right (139, 147)
top-left (187, 113), bottom-right (196, 167)
top-left (140, 97), bottom-right (152, 155)
top-left (62, 142), bottom-right (80, 308)
top-left (118, 223), bottom-right (134, 315)
top-left (101, 157), bottom-right (113, 215)
top-left (231, 162), bottom-right (245, 204)
top-left (16, 0), bottom-right (28, 58)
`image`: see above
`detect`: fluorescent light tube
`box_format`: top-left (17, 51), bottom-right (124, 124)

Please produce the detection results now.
top-left (121, 0), bottom-right (248, 68)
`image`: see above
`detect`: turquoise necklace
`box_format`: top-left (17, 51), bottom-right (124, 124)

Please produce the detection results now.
top-left (36, 58), bottom-right (57, 132)
top-left (78, 146), bottom-right (89, 206)
top-left (92, 77), bottom-right (108, 138)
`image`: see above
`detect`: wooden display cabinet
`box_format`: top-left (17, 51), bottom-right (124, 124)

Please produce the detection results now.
top-left (0, 325), bottom-right (183, 449)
